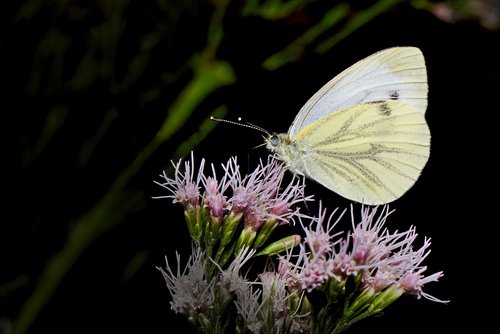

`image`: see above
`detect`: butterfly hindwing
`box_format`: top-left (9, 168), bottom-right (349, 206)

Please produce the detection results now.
top-left (294, 100), bottom-right (430, 205)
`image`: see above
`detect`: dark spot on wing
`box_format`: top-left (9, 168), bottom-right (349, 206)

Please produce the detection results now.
top-left (379, 102), bottom-right (391, 116)
top-left (389, 91), bottom-right (399, 100)
top-left (366, 100), bottom-right (391, 116)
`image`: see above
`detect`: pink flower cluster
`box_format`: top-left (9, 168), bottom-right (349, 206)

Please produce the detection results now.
top-left (156, 153), bottom-right (447, 334)
top-left (154, 152), bottom-right (313, 263)
top-left (280, 205), bottom-right (448, 303)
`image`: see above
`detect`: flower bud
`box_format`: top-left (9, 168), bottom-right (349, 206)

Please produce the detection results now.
top-left (326, 275), bottom-right (346, 302)
top-left (253, 218), bottom-right (278, 249)
top-left (205, 215), bottom-right (222, 248)
top-left (184, 205), bottom-right (201, 245)
top-left (220, 212), bottom-right (243, 247)
top-left (368, 285), bottom-right (404, 314)
top-left (235, 226), bottom-right (257, 254)
top-left (256, 235), bottom-right (301, 256)
top-left (347, 287), bottom-right (376, 316)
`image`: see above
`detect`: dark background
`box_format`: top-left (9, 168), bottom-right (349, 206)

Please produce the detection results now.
top-left (1, 0), bottom-right (498, 333)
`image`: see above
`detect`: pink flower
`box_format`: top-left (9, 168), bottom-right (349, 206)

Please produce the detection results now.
top-left (350, 205), bottom-right (403, 267)
top-left (157, 153), bottom-right (449, 334)
top-left (299, 250), bottom-right (333, 292)
top-left (201, 159), bottom-right (234, 220)
top-left (281, 204), bottom-right (447, 304)
top-left (302, 204), bottom-right (343, 257)
top-left (157, 247), bottom-right (215, 316)
top-left (155, 152), bottom-right (316, 263)
top-left (154, 152), bottom-right (204, 208)
top-left (155, 153), bottom-right (312, 230)
top-left (331, 240), bottom-right (357, 279)
top-left (228, 157), bottom-right (312, 229)
top-left (394, 237), bottom-right (448, 303)
top-left (281, 205), bottom-right (344, 292)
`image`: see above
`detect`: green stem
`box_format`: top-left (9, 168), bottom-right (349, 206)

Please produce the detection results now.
top-left (315, 0), bottom-right (401, 54)
top-left (12, 191), bottom-right (145, 334)
top-left (263, 3), bottom-right (350, 70)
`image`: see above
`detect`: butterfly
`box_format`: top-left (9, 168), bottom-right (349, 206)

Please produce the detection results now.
top-left (265, 47), bottom-right (430, 205)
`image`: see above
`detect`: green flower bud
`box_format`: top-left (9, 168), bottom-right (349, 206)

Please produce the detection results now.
top-left (347, 287), bottom-right (376, 316)
top-left (253, 218), bottom-right (278, 249)
top-left (220, 212), bottom-right (243, 247)
top-left (327, 276), bottom-right (346, 302)
top-left (184, 205), bottom-right (201, 245)
top-left (235, 226), bottom-right (257, 254)
top-left (369, 285), bottom-right (404, 314)
top-left (256, 235), bottom-right (301, 256)
top-left (205, 215), bottom-right (222, 248)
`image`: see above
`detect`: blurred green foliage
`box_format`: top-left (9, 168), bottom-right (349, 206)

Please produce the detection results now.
top-left (3, 0), bottom-right (494, 333)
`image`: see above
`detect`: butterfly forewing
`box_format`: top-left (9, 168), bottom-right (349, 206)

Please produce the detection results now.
top-left (289, 47), bottom-right (428, 138)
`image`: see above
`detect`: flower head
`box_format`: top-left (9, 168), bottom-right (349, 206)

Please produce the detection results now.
top-left (228, 157), bottom-right (312, 229)
top-left (154, 152), bottom-right (205, 208)
top-left (302, 204), bottom-right (343, 257)
top-left (394, 237), bottom-right (448, 303)
top-left (156, 153), bottom-right (448, 334)
top-left (219, 247), bottom-right (256, 298)
top-left (201, 159), bottom-right (234, 220)
top-left (156, 153), bottom-right (311, 227)
top-left (331, 239), bottom-right (357, 279)
top-left (281, 205), bottom-right (345, 292)
top-left (155, 152), bottom-right (314, 266)
top-left (281, 204), bottom-right (447, 305)
top-left (157, 247), bottom-right (214, 317)
top-left (350, 205), bottom-right (394, 266)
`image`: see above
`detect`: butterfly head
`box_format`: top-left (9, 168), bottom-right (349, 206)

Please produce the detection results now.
top-left (265, 133), bottom-right (291, 154)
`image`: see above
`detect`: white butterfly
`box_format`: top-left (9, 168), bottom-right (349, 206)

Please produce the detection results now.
top-left (265, 47), bottom-right (430, 205)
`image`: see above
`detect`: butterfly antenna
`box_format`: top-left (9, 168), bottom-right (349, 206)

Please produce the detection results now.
top-left (211, 116), bottom-right (270, 136)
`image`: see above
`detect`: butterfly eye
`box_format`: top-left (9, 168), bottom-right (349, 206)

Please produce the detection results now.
top-left (270, 135), bottom-right (279, 147)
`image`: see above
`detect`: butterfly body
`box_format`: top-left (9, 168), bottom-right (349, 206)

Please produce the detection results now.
top-left (267, 47), bottom-right (430, 205)
top-left (265, 133), bottom-right (308, 176)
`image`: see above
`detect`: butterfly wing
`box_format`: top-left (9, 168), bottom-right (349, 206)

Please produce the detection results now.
top-left (294, 100), bottom-right (430, 205)
top-left (289, 47), bottom-right (428, 138)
